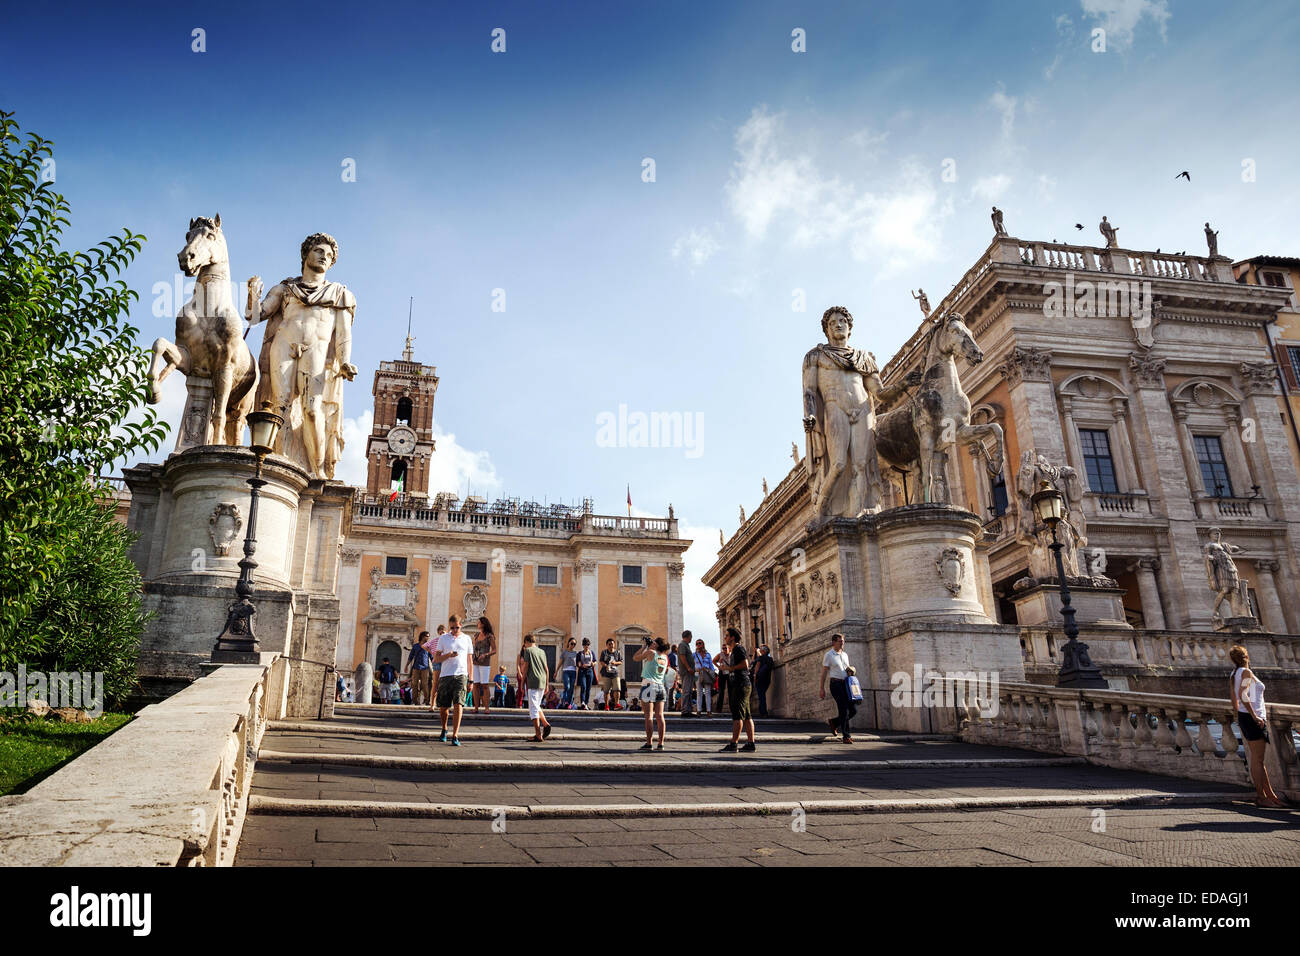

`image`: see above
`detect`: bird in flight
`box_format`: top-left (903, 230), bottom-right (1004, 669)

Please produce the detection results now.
top-left (1074, 223), bottom-right (1084, 230)
top-left (1175, 171), bottom-right (1191, 181)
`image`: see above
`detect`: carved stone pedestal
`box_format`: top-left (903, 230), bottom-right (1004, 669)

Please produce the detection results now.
top-left (1217, 616), bottom-right (1264, 634)
top-left (1011, 578), bottom-right (1131, 629)
top-left (123, 446), bottom-right (353, 717)
top-left (782, 503), bottom-right (1024, 732)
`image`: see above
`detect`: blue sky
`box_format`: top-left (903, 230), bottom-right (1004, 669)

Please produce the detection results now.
top-left (6, 0), bottom-right (1298, 640)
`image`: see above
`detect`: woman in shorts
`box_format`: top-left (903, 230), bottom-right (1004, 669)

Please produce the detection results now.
top-left (634, 637), bottom-right (670, 751)
top-left (1231, 645), bottom-right (1287, 808)
top-left (471, 617), bottom-right (497, 714)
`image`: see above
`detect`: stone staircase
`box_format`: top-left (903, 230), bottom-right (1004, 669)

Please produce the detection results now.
top-left (232, 702), bottom-right (1282, 865)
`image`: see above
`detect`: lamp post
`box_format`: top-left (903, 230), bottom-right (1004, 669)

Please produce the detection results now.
top-left (213, 404), bottom-right (284, 662)
top-left (1029, 480), bottom-right (1107, 689)
top-left (748, 595), bottom-right (762, 648)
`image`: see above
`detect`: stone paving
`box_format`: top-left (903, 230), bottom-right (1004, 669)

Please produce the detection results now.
top-left (234, 707), bottom-right (1300, 866)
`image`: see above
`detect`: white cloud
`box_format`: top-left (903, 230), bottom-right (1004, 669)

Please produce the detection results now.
top-left (725, 106), bottom-right (945, 276)
top-left (671, 227), bottom-right (721, 267)
top-left (1080, 0), bottom-right (1171, 50)
top-left (988, 87), bottom-right (1018, 139)
top-left (972, 174), bottom-right (1013, 201)
top-left (336, 409), bottom-right (501, 498)
top-left (846, 126), bottom-right (889, 158)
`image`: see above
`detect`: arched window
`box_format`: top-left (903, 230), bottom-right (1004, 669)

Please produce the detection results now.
top-left (390, 458), bottom-right (408, 491)
top-left (395, 397), bottom-right (413, 425)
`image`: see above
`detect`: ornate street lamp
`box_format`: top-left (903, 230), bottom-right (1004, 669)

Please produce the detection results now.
top-left (748, 595), bottom-right (763, 646)
top-left (213, 404), bottom-right (284, 662)
top-left (1029, 480), bottom-right (1107, 689)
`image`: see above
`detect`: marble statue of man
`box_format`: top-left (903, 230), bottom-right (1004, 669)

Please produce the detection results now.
top-left (802, 306), bottom-right (917, 519)
top-left (1099, 216), bottom-right (1119, 248)
top-left (1205, 222), bottom-right (1220, 258)
top-left (246, 233), bottom-right (357, 479)
top-left (912, 289), bottom-right (931, 316)
top-left (991, 206), bottom-right (1007, 237)
top-left (1204, 527), bottom-right (1253, 623)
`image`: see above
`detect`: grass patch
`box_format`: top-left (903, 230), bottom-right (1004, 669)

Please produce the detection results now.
top-left (0, 712), bottom-right (133, 795)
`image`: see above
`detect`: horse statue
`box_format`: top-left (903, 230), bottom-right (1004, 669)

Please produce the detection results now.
top-left (875, 312), bottom-right (1005, 505)
top-left (147, 214), bottom-right (256, 448)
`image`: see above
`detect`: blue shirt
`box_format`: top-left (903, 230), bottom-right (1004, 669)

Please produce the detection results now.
top-left (407, 644), bottom-right (431, 670)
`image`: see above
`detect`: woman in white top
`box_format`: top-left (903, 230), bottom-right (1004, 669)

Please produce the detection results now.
top-left (819, 633), bottom-right (856, 744)
top-left (1229, 645), bottom-right (1286, 809)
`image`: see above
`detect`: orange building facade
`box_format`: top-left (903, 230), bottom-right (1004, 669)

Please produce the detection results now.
top-left (337, 344), bottom-right (690, 686)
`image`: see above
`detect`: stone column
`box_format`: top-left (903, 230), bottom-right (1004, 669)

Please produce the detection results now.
top-left (1110, 397), bottom-right (1142, 491)
top-left (1130, 557), bottom-right (1167, 630)
top-left (428, 554), bottom-right (451, 631)
top-left (666, 562), bottom-right (685, 644)
top-left (1060, 395), bottom-right (1086, 482)
top-left (1223, 405), bottom-right (1260, 496)
top-left (998, 347), bottom-right (1069, 465)
top-left (1171, 402), bottom-right (1206, 496)
top-left (579, 559), bottom-right (599, 647)
top-left (336, 548), bottom-right (363, 671)
top-left (500, 559), bottom-right (524, 666)
top-left (1128, 353), bottom-right (1211, 629)
top-left (1252, 560), bottom-right (1288, 634)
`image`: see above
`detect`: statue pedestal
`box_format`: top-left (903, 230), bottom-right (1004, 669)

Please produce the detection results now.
top-left (1011, 579), bottom-right (1131, 629)
top-left (783, 504), bottom-right (1023, 732)
top-left (124, 447), bottom-right (353, 718)
top-left (174, 376), bottom-right (215, 453)
top-left (1217, 616), bottom-right (1263, 634)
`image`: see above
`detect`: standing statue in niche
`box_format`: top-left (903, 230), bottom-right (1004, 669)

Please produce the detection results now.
top-left (803, 306), bottom-right (918, 519)
top-left (1204, 527), bottom-right (1256, 626)
top-left (246, 232), bottom-right (357, 479)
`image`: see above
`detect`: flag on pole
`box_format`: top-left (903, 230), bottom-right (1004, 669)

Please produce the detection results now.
top-left (626, 484), bottom-right (632, 517)
top-left (389, 472), bottom-right (404, 503)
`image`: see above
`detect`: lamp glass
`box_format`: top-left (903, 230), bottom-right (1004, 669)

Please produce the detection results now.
top-left (1031, 481), bottom-right (1064, 525)
top-left (247, 409), bottom-right (283, 456)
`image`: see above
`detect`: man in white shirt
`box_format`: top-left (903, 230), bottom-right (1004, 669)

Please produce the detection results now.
top-left (433, 614), bottom-right (474, 745)
top-left (819, 632), bottom-right (856, 744)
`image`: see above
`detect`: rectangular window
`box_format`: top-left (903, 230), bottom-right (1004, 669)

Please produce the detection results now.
top-left (1288, 346), bottom-right (1300, 386)
top-left (1194, 434), bottom-right (1234, 497)
top-left (537, 565), bottom-right (558, 586)
top-left (621, 565), bottom-right (643, 586)
top-left (1078, 429), bottom-right (1119, 493)
top-left (385, 556), bottom-right (407, 576)
top-left (989, 473), bottom-right (1009, 517)
top-left (623, 643), bottom-right (642, 682)
top-left (465, 560), bottom-right (488, 581)
top-left (1262, 270), bottom-right (1287, 288)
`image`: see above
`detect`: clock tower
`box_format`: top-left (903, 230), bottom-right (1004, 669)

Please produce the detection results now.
top-left (365, 336), bottom-right (438, 497)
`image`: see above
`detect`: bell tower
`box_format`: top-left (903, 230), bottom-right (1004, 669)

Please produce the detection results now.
top-left (365, 334), bottom-right (438, 497)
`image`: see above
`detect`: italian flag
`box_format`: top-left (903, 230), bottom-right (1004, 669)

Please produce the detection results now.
top-left (626, 484), bottom-right (631, 517)
top-left (389, 472), bottom-right (404, 503)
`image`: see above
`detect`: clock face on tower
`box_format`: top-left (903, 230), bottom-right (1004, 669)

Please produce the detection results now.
top-left (387, 425), bottom-right (417, 455)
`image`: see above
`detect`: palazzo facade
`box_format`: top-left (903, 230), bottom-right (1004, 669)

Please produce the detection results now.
top-left (337, 345), bottom-right (689, 681)
top-left (706, 229), bottom-right (1300, 705)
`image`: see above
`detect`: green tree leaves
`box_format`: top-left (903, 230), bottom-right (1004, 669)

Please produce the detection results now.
top-left (0, 110), bottom-right (166, 703)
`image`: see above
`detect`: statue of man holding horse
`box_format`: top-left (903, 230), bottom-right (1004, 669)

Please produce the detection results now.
top-left (802, 306), bottom-right (919, 519)
top-left (246, 233), bottom-right (357, 480)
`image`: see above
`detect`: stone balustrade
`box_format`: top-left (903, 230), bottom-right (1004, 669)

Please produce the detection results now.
top-left (1086, 490), bottom-right (1150, 515)
top-left (0, 658), bottom-right (285, 866)
top-left (958, 682), bottom-right (1299, 798)
top-left (1020, 627), bottom-right (1300, 672)
top-left (353, 495), bottom-right (678, 539)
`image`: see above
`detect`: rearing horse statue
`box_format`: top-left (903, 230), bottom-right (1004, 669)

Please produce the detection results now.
top-left (147, 214), bottom-right (256, 447)
top-left (875, 312), bottom-right (1005, 505)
